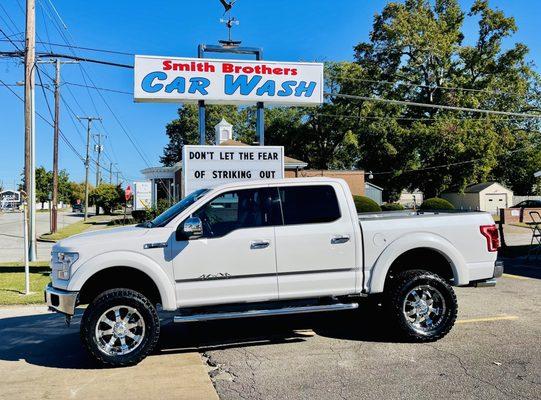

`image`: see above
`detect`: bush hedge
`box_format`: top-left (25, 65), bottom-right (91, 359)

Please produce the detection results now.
top-left (353, 195), bottom-right (382, 213)
top-left (420, 197), bottom-right (454, 210)
top-left (381, 202), bottom-right (405, 211)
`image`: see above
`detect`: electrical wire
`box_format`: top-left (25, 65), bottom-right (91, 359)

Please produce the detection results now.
top-left (325, 92), bottom-right (541, 119)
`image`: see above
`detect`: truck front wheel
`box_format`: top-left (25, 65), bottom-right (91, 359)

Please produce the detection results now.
top-left (386, 270), bottom-right (457, 341)
top-left (80, 288), bottom-right (160, 367)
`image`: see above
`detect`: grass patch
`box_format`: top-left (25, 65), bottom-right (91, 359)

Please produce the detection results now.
top-left (509, 222), bottom-right (532, 229)
top-left (40, 219), bottom-right (93, 241)
top-left (39, 215), bottom-right (118, 242)
top-left (0, 262), bottom-right (50, 305)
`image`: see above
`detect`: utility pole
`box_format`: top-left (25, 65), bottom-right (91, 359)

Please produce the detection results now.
top-left (38, 58), bottom-right (78, 233)
top-left (77, 116), bottom-right (101, 221)
top-left (24, 0), bottom-right (37, 261)
top-left (93, 131), bottom-right (106, 186)
top-left (109, 162), bottom-right (113, 184)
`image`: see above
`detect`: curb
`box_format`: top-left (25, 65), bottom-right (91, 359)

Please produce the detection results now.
top-left (37, 235), bottom-right (57, 243)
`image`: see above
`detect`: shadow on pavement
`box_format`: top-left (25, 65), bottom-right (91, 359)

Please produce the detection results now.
top-left (500, 256), bottom-right (541, 279)
top-left (0, 304), bottom-right (396, 369)
top-left (159, 303), bottom-right (396, 356)
top-left (0, 311), bottom-right (95, 369)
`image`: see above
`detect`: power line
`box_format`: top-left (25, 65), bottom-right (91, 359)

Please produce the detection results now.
top-left (368, 145), bottom-right (536, 176)
top-left (325, 92), bottom-right (541, 119)
top-left (0, 75), bottom-right (86, 163)
top-left (64, 81), bottom-right (132, 95)
top-left (0, 38), bottom-right (134, 56)
top-left (335, 75), bottom-right (517, 97)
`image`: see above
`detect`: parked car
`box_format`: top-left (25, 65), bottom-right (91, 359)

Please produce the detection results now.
top-left (512, 200), bottom-right (541, 208)
top-left (45, 178), bottom-right (502, 367)
top-left (72, 203), bottom-right (83, 212)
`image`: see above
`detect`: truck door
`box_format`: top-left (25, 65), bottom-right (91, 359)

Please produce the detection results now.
top-left (273, 184), bottom-right (357, 299)
top-left (171, 187), bottom-right (279, 307)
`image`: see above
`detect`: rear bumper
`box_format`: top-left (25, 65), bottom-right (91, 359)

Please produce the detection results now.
top-left (470, 260), bottom-right (504, 287)
top-left (44, 283), bottom-right (78, 316)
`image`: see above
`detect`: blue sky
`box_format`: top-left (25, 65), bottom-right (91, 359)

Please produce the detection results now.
top-left (1, 0), bottom-right (540, 189)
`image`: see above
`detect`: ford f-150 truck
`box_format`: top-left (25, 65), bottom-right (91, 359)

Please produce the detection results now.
top-left (45, 178), bottom-right (503, 367)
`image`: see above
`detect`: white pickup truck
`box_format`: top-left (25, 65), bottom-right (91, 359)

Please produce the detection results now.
top-left (45, 178), bottom-right (503, 367)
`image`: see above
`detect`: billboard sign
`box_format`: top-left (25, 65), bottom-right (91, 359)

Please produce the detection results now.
top-left (133, 181), bottom-right (152, 211)
top-left (134, 55), bottom-right (324, 106)
top-left (182, 145), bottom-right (284, 196)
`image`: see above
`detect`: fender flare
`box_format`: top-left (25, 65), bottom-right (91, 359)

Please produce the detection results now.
top-left (68, 251), bottom-right (177, 311)
top-left (368, 232), bottom-right (469, 293)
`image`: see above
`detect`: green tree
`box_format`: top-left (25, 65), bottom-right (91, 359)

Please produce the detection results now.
top-left (68, 182), bottom-right (93, 205)
top-left (348, 0), bottom-right (541, 198)
top-left (35, 166), bottom-right (52, 207)
top-left (90, 184), bottom-right (124, 214)
top-left (160, 104), bottom-right (254, 166)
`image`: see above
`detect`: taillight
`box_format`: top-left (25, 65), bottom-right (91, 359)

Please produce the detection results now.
top-left (480, 225), bottom-right (500, 252)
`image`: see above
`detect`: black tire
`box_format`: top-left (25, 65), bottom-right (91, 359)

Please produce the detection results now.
top-left (385, 270), bottom-right (457, 342)
top-left (80, 288), bottom-right (160, 367)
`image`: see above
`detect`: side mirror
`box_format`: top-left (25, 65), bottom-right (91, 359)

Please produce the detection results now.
top-left (177, 217), bottom-right (203, 240)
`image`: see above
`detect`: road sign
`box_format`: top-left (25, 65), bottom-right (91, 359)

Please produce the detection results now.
top-left (125, 185), bottom-right (132, 202)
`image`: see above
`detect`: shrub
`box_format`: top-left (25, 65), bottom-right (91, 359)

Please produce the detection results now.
top-left (90, 184), bottom-right (124, 214)
top-left (131, 198), bottom-right (173, 223)
top-left (381, 202), bottom-right (405, 211)
top-left (353, 195), bottom-right (382, 213)
top-left (420, 197), bottom-right (454, 210)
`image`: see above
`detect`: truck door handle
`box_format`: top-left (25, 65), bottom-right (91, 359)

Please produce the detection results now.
top-left (250, 240), bottom-right (270, 250)
top-left (331, 235), bottom-right (350, 244)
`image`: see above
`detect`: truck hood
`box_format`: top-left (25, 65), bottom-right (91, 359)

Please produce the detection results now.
top-left (54, 225), bottom-right (150, 252)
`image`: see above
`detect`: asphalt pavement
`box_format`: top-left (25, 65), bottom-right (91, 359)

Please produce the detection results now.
top-left (0, 210), bottom-right (83, 262)
top-left (177, 262), bottom-right (540, 400)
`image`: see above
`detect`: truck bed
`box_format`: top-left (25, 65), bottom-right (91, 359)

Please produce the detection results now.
top-left (358, 210), bottom-right (482, 221)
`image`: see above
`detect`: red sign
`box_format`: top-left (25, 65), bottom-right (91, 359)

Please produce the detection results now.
top-left (125, 185), bottom-right (132, 202)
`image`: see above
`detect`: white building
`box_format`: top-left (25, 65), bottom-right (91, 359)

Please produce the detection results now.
top-left (442, 182), bottom-right (513, 214)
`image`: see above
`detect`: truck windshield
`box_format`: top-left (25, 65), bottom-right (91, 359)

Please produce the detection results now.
top-left (147, 189), bottom-right (209, 228)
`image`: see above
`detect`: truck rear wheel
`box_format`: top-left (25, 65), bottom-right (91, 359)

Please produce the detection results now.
top-left (80, 288), bottom-right (160, 367)
top-left (386, 270), bottom-right (457, 341)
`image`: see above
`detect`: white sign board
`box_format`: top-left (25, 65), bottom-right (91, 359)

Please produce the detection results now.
top-left (182, 145), bottom-right (284, 196)
top-left (134, 55), bottom-right (324, 106)
top-left (133, 181), bottom-right (152, 210)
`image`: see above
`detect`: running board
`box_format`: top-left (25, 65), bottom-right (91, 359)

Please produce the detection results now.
top-left (173, 302), bottom-right (359, 323)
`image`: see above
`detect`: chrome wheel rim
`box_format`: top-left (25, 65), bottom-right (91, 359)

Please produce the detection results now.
top-left (95, 305), bottom-right (145, 356)
top-left (402, 285), bottom-right (446, 334)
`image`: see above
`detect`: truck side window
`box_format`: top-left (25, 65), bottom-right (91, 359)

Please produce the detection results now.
top-left (278, 185), bottom-right (341, 225)
top-left (192, 188), bottom-right (270, 238)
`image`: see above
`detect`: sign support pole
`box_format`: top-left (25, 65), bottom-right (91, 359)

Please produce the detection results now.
top-left (197, 44), bottom-right (264, 145)
top-left (198, 100), bottom-right (206, 145)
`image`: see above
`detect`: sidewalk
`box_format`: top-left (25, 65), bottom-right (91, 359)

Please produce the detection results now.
top-left (0, 306), bottom-right (218, 400)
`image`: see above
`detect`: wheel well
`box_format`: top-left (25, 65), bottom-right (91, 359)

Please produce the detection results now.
top-left (386, 248), bottom-right (454, 286)
top-left (78, 267), bottom-right (162, 306)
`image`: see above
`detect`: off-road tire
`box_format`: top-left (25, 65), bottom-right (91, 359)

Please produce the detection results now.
top-left (80, 288), bottom-right (160, 367)
top-left (385, 269), bottom-right (457, 342)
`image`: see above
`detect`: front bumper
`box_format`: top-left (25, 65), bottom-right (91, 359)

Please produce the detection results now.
top-left (471, 260), bottom-right (504, 287)
top-left (44, 283), bottom-right (78, 315)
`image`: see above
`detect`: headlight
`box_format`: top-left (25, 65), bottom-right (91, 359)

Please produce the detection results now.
top-left (54, 252), bottom-right (79, 280)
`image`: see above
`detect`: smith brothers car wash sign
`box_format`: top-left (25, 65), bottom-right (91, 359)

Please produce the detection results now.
top-left (182, 145), bottom-right (284, 196)
top-left (134, 55), bottom-right (323, 105)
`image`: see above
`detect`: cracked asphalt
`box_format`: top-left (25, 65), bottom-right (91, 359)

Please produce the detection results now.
top-left (158, 257), bottom-right (541, 400)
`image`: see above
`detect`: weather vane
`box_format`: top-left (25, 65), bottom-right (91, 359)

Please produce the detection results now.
top-left (218, 0), bottom-right (241, 48)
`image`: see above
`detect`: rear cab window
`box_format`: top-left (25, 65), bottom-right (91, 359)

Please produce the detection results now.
top-left (276, 185), bottom-right (341, 225)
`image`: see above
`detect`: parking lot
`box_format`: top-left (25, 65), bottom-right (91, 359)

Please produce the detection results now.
top-left (0, 257), bottom-right (539, 400)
